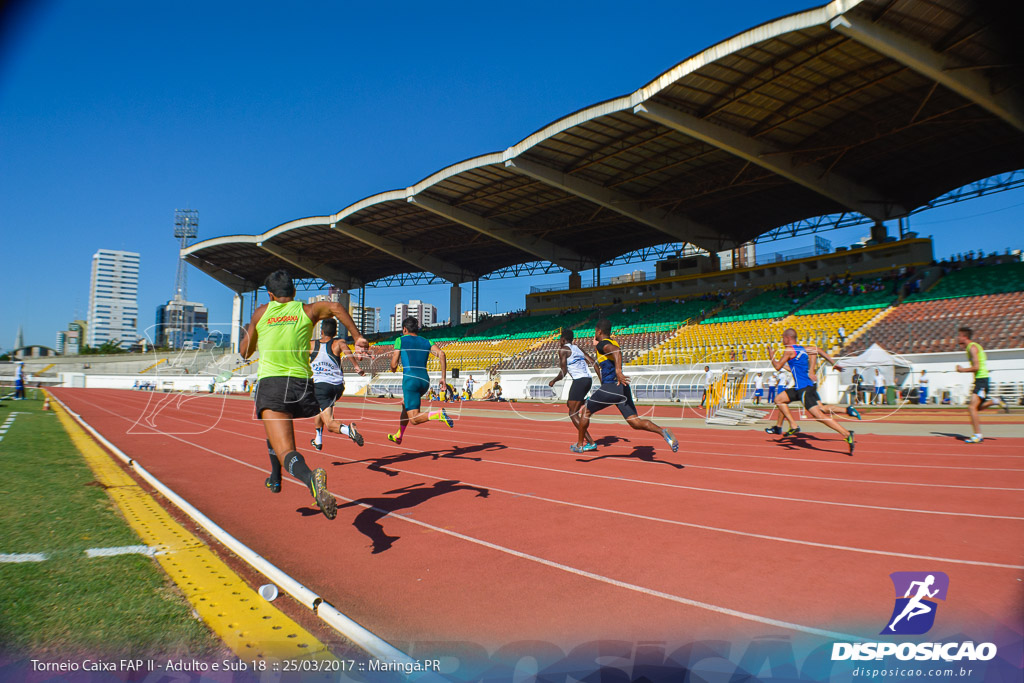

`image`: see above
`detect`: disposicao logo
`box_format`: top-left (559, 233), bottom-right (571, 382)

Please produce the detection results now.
top-left (831, 571), bottom-right (998, 662)
top-left (882, 571), bottom-right (949, 635)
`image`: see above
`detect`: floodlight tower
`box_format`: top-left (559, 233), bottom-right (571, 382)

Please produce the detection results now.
top-left (173, 209), bottom-right (199, 301)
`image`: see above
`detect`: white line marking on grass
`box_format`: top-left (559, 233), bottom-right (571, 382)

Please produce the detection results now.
top-left (85, 545), bottom-right (161, 558)
top-left (0, 553), bottom-right (47, 563)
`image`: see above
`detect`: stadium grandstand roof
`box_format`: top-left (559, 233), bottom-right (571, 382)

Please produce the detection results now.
top-left (184, 0), bottom-right (1024, 293)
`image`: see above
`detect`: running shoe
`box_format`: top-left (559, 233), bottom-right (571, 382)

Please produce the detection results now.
top-left (784, 426), bottom-right (802, 437)
top-left (846, 406), bottom-right (862, 420)
top-left (387, 432), bottom-right (402, 445)
top-left (569, 443), bottom-right (586, 453)
top-left (439, 409), bottom-right (454, 428)
top-left (845, 431), bottom-right (855, 456)
top-left (309, 468), bottom-right (337, 520)
top-left (265, 477), bottom-right (281, 494)
top-left (581, 442), bottom-right (598, 452)
top-left (764, 425), bottom-right (782, 435)
top-left (662, 428), bottom-right (679, 452)
top-left (965, 435), bottom-right (984, 444)
top-left (996, 397), bottom-right (1010, 414)
top-left (310, 437), bottom-right (323, 451)
top-left (348, 423), bottom-right (364, 447)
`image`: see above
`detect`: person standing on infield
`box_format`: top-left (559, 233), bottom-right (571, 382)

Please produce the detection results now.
top-left (388, 316), bottom-right (454, 444)
top-left (242, 269), bottom-right (369, 520)
top-left (956, 326), bottom-right (1008, 443)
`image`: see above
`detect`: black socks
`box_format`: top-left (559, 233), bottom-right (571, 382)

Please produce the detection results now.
top-left (267, 440), bottom-right (282, 483)
top-left (283, 451), bottom-right (313, 488)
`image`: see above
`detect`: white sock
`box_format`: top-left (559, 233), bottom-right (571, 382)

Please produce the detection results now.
top-left (339, 424), bottom-right (351, 437)
top-left (974, 433), bottom-right (982, 439)
top-left (314, 428), bottom-right (323, 445)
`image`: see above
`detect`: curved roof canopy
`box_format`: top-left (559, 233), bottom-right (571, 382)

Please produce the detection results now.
top-left (185, 0), bottom-right (1024, 293)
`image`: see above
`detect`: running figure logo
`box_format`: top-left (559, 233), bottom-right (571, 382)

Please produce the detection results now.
top-left (882, 571), bottom-right (949, 635)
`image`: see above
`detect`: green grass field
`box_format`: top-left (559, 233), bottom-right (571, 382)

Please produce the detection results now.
top-left (0, 396), bottom-right (222, 657)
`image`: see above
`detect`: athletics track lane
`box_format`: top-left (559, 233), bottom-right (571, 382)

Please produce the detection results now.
top-left (50, 388), bottom-right (1024, 650)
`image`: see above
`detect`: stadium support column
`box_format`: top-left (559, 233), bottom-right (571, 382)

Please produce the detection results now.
top-left (450, 283), bottom-right (462, 326)
top-left (359, 286), bottom-right (366, 336)
top-left (871, 220), bottom-right (888, 243)
top-left (569, 271), bottom-right (581, 290)
top-left (230, 294), bottom-right (243, 354)
top-left (473, 280), bottom-right (480, 323)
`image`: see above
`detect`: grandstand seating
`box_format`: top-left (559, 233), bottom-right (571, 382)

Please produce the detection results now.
top-left (632, 307), bottom-right (886, 365)
top-left (844, 292), bottom-right (1024, 354)
top-left (703, 289), bottom-right (801, 323)
top-left (907, 262), bottom-right (1024, 302)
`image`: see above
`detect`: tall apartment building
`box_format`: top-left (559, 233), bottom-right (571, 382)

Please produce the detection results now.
top-left (391, 299), bottom-right (437, 332)
top-left (308, 289), bottom-right (350, 338)
top-left (87, 250), bottom-right (140, 349)
top-left (155, 297), bottom-right (209, 348)
top-left (350, 305), bottom-right (381, 335)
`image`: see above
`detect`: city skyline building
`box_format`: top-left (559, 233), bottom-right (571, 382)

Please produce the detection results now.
top-left (86, 249), bottom-right (140, 349)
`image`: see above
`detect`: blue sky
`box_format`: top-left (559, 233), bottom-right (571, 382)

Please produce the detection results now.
top-left (2, 0), bottom-right (1021, 350)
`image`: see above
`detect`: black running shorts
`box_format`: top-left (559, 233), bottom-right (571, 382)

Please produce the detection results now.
top-left (313, 381), bottom-right (345, 411)
top-left (972, 377), bottom-right (990, 399)
top-left (254, 376), bottom-right (321, 419)
top-left (567, 377), bottom-right (592, 403)
top-left (586, 382), bottom-right (638, 419)
top-left (784, 385), bottom-right (821, 410)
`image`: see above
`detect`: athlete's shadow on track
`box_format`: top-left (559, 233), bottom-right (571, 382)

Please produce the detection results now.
top-left (576, 445), bottom-right (684, 469)
top-left (335, 442), bottom-right (507, 477)
top-left (337, 481), bottom-right (490, 554)
top-left (772, 433), bottom-right (847, 455)
top-left (593, 435), bottom-right (630, 447)
top-left (930, 431), bottom-right (1003, 443)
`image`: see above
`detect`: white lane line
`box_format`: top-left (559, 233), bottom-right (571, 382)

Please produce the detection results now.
top-left (75, 411), bottom-right (871, 643)
top-left (82, 396), bottom-right (1024, 571)
top-left (0, 553), bottom-right (48, 563)
top-left (85, 545), bottom-right (161, 558)
top-left (84, 393), bottom-right (1024, 521)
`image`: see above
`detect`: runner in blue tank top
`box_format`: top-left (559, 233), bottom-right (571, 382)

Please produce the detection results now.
top-left (387, 316), bottom-right (454, 444)
top-left (764, 328), bottom-right (855, 455)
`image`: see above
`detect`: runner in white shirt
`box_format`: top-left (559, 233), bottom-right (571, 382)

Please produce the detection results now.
top-left (309, 318), bottom-right (366, 450)
top-left (549, 328), bottom-right (598, 450)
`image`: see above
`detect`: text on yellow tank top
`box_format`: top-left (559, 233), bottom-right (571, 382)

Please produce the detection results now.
top-left (256, 300), bottom-right (313, 379)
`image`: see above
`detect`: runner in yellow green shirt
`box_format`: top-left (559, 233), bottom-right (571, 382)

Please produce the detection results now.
top-left (956, 326), bottom-right (1008, 444)
top-left (242, 269), bottom-right (369, 519)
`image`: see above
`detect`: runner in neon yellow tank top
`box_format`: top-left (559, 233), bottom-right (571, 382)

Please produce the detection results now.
top-left (242, 269), bottom-right (369, 519)
top-left (956, 326), bottom-right (1008, 444)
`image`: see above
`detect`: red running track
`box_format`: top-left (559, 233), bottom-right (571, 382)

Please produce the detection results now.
top-left (51, 388), bottom-right (1024, 652)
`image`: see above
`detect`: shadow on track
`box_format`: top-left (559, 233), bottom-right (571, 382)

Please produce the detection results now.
top-left (337, 480), bottom-right (490, 554)
top-left (335, 441), bottom-right (507, 477)
top-left (576, 445), bottom-right (684, 469)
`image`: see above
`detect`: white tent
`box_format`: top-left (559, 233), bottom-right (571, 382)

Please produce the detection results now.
top-left (838, 343), bottom-right (912, 370)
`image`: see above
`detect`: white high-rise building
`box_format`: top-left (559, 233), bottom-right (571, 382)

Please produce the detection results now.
top-left (350, 305), bottom-right (381, 335)
top-left (392, 299), bottom-right (437, 331)
top-left (308, 289), bottom-right (350, 338)
top-left (87, 249), bottom-right (140, 349)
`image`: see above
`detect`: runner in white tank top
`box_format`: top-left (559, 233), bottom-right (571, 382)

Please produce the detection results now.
top-left (308, 319), bottom-right (365, 451)
top-left (548, 328), bottom-right (597, 449)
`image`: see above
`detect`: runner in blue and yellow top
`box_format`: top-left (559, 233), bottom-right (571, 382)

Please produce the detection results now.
top-left (387, 316), bottom-right (454, 445)
top-left (956, 326), bottom-right (1008, 443)
top-left (764, 327), bottom-right (854, 455)
top-left (241, 269), bottom-right (369, 519)
top-left (570, 319), bottom-right (678, 454)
